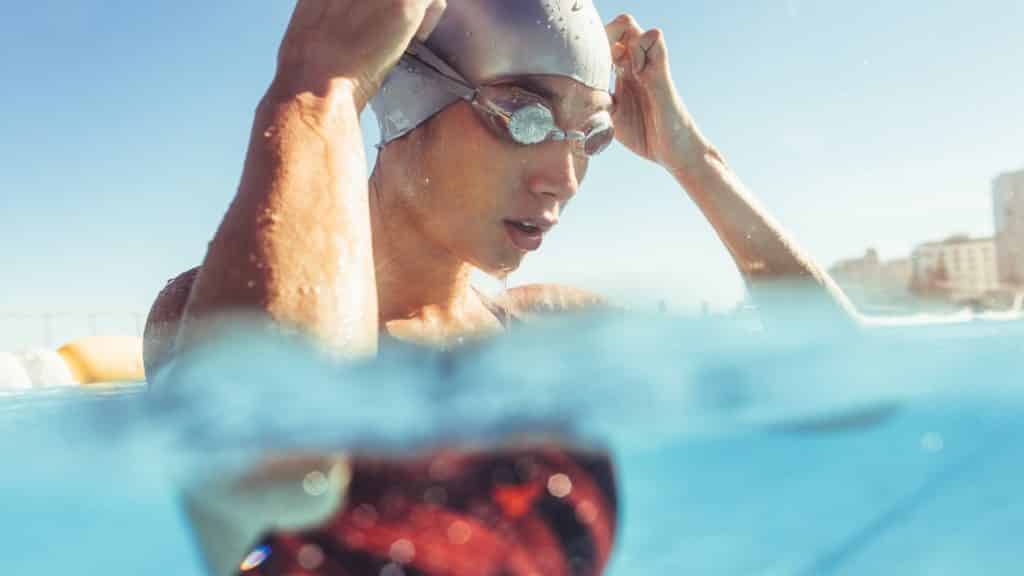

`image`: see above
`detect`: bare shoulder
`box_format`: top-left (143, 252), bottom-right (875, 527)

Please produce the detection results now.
top-left (493, 283), bottom-right (614, 318)
top-left (143, 266), bottom-right (200, 377)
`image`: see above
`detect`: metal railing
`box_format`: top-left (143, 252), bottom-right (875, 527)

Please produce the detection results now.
top-left (0, 312), bottom-right (145, 351)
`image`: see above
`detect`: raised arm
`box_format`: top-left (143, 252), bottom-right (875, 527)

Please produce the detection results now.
top-left (606, 15), bottom-right (860, 329)
top-left (168, 1), bottom-right (449, 362)
top-left (666, 128), bottom-right (860, 328)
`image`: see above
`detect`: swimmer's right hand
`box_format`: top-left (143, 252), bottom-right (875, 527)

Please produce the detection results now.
top-left (275, 0), bottom-right (448, 110)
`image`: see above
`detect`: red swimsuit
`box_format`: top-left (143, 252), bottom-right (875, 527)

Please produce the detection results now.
top-left (237, 296), bottom-right (618, 575)
top-left (240, 447), bottom-right (617, 575)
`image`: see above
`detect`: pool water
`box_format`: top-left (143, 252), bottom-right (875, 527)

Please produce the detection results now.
top-left (2, 312), bottom-right (1022, 575)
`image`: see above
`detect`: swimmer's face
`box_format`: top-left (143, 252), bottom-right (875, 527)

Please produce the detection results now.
top-left (398, 76), bottom-right (614, 275)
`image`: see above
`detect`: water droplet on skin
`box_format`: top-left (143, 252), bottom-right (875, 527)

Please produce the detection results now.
top-left (447, 520), bottom-right (472, 544)
top-left (389, 539), bottom-right (416, 563)
top-left (297, 544), bottom-right (325, 570)
top-left (547, 473), bottom-right (573, 498)
top-left (302, 470), bottom-right (329, 496)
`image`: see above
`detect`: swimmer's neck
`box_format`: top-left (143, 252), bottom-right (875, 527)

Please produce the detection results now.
top-left (368, 164), bottom-right (481, 324)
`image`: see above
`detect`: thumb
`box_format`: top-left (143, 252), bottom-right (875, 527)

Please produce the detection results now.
top-left (416, 0), bottom-right (448, 41)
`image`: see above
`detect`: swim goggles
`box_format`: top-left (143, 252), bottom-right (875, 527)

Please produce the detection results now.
top-left (402, 42), bottom-right (616, 157)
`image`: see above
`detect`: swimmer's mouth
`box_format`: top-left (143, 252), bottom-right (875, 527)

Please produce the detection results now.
top-left (503, 218), bottom-right (553, 234)
top-left (503, 216), bottom-right (552, 231)
top-left (503, 218), bottom-right (553, 252)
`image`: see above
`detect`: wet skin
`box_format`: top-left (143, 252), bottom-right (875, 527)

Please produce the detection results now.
top-left (146, 5), bottom-right (860, 376)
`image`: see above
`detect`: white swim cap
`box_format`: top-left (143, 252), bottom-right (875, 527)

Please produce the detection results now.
top-left (370, 0), bottom-right (613, 144)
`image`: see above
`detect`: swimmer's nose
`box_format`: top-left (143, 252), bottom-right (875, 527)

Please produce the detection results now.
top-left (526, 147), bottom-right (581, 203)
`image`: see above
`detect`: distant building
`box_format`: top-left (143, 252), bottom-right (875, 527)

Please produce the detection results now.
top-left (993, 169), bottom-right (1024, 286)
top-left (829, 248), bottom-right (912, 307)
top-left (910, 235), bottom-right (999, 302)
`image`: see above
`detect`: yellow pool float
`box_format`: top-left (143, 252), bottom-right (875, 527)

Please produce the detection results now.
top-left (1, 336), bottom-right (144, 390)
top-left (58, 335), bottom-right (145, 385)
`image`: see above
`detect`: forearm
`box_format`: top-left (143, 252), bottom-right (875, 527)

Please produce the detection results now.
top-left (664, 111), bottom-right (861, 327)
top-left (178, 77), bottom-right (378, 356)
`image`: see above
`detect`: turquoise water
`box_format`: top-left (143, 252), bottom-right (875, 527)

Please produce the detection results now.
top-left (2, 312), bottom-right (1023, 574)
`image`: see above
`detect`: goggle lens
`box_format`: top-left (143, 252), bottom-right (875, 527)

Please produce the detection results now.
top-left (474, 87), bottom-right (615, 157)
top-left (509, 104), bottom-right (557, 145)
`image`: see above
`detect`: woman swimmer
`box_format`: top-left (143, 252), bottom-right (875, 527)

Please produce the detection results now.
top-left (142, 1), bottom-right (861, 574)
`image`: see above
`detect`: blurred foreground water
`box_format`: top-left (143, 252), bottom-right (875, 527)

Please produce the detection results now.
top-left (1, 311), bottom-right (1023, 575)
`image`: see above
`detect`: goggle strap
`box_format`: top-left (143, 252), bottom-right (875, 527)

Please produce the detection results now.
top-left (402, 41), bottom-right (476, 101)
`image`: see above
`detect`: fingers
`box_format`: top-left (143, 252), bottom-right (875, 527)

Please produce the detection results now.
top-left (287, 0), bottom-right (330, 32)
top-left (416, 0), bottom-right (448, 41)
top-left (605, 14), bottom-right (668, 76)
top-left (632, 29), bottom-right (665, 74)
top-left (604, 13), bottom-right (637, 45)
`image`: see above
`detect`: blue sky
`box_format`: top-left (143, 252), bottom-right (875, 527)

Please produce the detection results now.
top-left (1, 0), bottom-right (1021, 347)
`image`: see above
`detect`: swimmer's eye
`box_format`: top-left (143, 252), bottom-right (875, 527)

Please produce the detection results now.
top-left (508, 104), bottom-right (559, 145)
top-left (472, 85), bottom-right (615, 156)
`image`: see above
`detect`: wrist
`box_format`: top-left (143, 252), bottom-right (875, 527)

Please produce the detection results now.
top-left (659, 116), bottom-right (725, 185)
top-left (266, 69), bottom-right (365, 114)
top-left (253, 74), bottom-right (365, 149)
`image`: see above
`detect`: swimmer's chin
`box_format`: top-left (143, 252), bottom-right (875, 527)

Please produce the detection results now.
top-left (469, 251), bottom-right (527, 279)
top-left (489, 258), bottom-right (526, 278)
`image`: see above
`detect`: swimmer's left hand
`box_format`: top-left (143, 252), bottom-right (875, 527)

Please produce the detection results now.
top-left (606, 15), bottom-right (705, 175)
